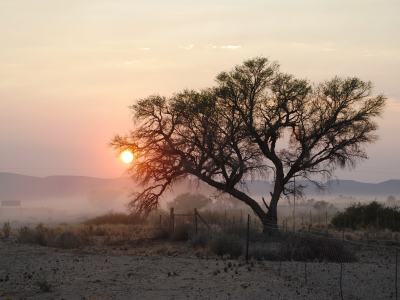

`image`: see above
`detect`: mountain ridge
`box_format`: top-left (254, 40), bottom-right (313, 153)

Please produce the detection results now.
top-left (0, 172), bottom-right (399, 201)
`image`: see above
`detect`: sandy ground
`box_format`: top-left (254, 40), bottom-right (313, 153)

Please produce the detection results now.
top-left (0, 237), bottom-right (397, 300)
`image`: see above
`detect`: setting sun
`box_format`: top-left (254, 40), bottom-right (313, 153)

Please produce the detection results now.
top-left (121, 151), bottom-right (133, 163)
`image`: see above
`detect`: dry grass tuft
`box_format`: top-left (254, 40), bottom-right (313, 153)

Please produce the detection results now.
top-left (281, 234), bottom-right (356, 263)
top-left (84, 211), bottom-right (146, 226)
top-left (2, 221), bottom-right (11, 238)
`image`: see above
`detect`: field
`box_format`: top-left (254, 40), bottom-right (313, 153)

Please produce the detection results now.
top-left (0, 211), bottom-right (399, 299)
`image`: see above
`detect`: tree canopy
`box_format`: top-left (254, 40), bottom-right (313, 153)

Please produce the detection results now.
top-left (167, 193), bottom-right (212, 212)
top-left (110, 57), bottom-right (386, 229)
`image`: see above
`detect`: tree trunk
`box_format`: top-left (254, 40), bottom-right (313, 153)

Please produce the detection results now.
top-left (261, 194), bottom-right (280, 235)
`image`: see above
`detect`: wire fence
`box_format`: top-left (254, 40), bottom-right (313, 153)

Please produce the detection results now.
top-left (165, 210), bottom-right (400, 300)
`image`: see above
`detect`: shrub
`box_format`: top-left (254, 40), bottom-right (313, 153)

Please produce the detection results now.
top-left (222, 222), bottom-right (261, 241)
top-left (34, 230), bottom-right (49, 246)
top-left (2, 221), bottom-right (11, 238)
top-left (209, 234), bottom-right (244, 258)
top-left (93, 226), bottom-right (107, 236)
top-left (153, 227), bottom-right (170, 240)
top-left (17, 226), bottom-right (35, 243)
top-left (248, 248), bottom-right (281, 261)
top-left (84, 211), bottom-right (146, 225)
top-left (331, 201), bottom-right (400, 230)
top-left (170, 224), bottom-right (191, 241)
top-left (280, 234), bottom-right (356, 263)
top-left (35, 277), bottom-right (51, 292)
top-left (17, 225), bottom-right (82, 249)
top-left (56, 231), bottom-right (81, 249)
top-left (189, 231), bottom-right (209, 249)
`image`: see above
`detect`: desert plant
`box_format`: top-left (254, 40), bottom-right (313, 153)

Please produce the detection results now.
top-left (84, 211), bottom-right (146, 225)
top-left (17, 226), bottom-right (34, 243)
top-left (56, 231), bottom-right (81, 249)
top-left (93, 226), bottom-right (107, 236)
top-left (2, 221), bottom-right (11, 238)
top-left (189, 231), bottom-right (209, 249)
top-left (153, 227), bottom-right (170, 240)
top-left (209, 234), bottom-right (244, 258)
top-left (280, 234), bottom-right (356, 263)
top-left (34, 230), bottom-right (48, 246)
top-left (331, 201), bottom-right (400, 230)
top-left (35, 277), bottom-right (51, 292)
top-left (248, 247), bottom-right (281, 261)
top-left (170, 224), bottom-right (191, 241)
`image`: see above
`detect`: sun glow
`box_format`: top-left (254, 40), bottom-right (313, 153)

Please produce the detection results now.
top-left (121, 151), bottom-right (133, 163)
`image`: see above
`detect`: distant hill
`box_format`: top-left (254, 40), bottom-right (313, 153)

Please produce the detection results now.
top-left (0, 173), bottom-right (399, 202)
top-left (301, 179), bottom-right (400, 197)
top-left (0, 173), bottom-right (132, 201)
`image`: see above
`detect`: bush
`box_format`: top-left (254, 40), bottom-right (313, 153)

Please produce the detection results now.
top-left (209, 234), bottom-right (244, 258)
top-left (34, 230), bottom-right (48, 246)
top-left (2, 221), bottom-right (11, 238)
top-left (170, 224), bottom-right (191, 241)
top-left (35, 277), bottom-right (51, 292)
top-left (17, 225), bottom-right (83, 249)
top-left (248, 247), bottom-right (281, 261)
top-left (189, 232), bottom-right (209, 249)
top-left (222, 222), bottom-right (261, 241)
top-left (56, 231), bottom-right (81, 248)
top-left (93, 226), bottom-right (107, 236)
top-left (18, 226), bottom-right (34, 243)
top-left (84, 211), bottom-right (146, 225)
top-left (331, 201), bottom-right (400, 230)
top-left (280, 234), bottom-right (356, 263)
top-left (153, 227), bottom-right (170, 240)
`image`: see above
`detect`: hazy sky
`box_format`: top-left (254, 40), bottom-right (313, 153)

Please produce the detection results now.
top-left (1, 0), bottom-right (399, 183)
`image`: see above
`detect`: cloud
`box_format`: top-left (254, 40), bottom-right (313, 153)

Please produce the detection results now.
top-left (180, 44), bottom-right (194, 50)
top-left (141, 48), bottom-right (150, 50)
top-left (206, 44), bottom-right (218, 49)
top-left (124, 62), bottom-right (131, 64)
top-left (220, 45), bottom-right (241, 49)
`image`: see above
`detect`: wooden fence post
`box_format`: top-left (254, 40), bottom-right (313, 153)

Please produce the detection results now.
top-left (170, 207), bottom-right (174, 232)
top-left (246, 214), bottom-right (250, 264)
top-left (194, 208), bottom-right (198, 235)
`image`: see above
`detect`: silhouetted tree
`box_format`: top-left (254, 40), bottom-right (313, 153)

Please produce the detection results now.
top-left (387, 195), bottom-right (396, 204)
top-left (110, 57), bottom-right (386, 231)
top-left (167, 193), bottom-right (211, 212)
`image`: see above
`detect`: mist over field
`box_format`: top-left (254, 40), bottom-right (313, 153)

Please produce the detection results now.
top-left (1, 172), bottom-right (399, 225)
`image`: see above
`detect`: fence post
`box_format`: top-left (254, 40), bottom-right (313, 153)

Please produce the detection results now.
top-left (340, 261), bottom-right (344, 300)
top-left (377, 211), bottom-right (379, 229)
top-left (246, 214), bottom-right (250, 264)
top-left (304, 233), bottom-right (307, 284)
top-left (170, 207), bottom-right (174, 233)
top-left (194, 208), bottom-right (198, 235)
top-left (340, 227), bottom-right (344, 300)
top-left (159, 215), bottom-right (161, 227)
top-left (394, 233), bottom-right (398, 300)
top-left (326, 211), bottom-right (328, 234)
top-left (310, 210), bottom-right (312, 227)
top-left (293, 209), bottom-right (295, 232)
top-left (363, 209), bottom-right (365, 229)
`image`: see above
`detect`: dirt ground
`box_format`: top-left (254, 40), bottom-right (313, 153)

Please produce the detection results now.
top-left (0, 237), bottom-right (396, 300)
